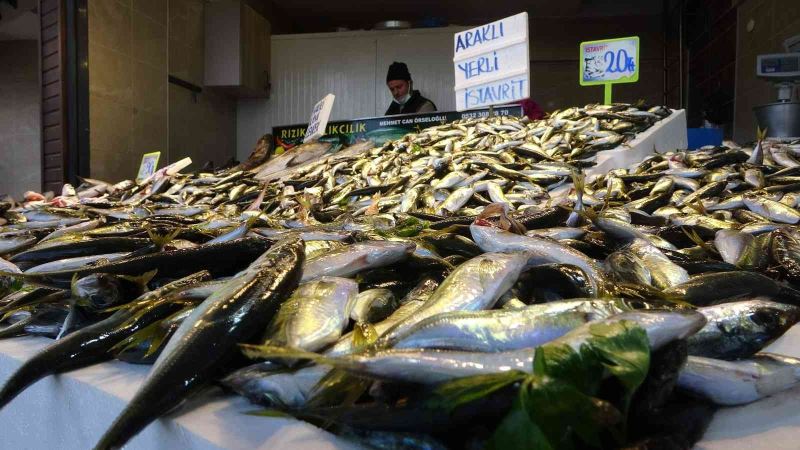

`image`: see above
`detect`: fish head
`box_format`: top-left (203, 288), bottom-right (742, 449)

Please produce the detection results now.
top-left (747, 301), bottom-right (800, 340)
top-left (72, 273), bottom-right (122, 308)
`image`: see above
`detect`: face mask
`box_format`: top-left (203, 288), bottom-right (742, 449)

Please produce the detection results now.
top-left (393, 92), bottom-right (411, 105)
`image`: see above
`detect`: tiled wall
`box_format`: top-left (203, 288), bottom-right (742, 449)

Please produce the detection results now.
top-left (169, 0), bottom-right (236, 171)
top-left (734, 0), bottom-right (800, 142)
top-left (0, 40), bottom-right (41, 198)
top-left (89, 0), bottom-right (236, 181)
top-left (89, 0), bottom-right (169, 182)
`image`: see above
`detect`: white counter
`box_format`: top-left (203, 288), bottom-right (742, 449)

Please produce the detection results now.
top-left (1, 324), bottom-right (798, 449)
top-left (0, 336), bottom-right (360, 450)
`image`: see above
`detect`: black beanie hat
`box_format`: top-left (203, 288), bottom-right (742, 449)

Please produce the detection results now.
top-left (386, 62), bottom-right (411, 83)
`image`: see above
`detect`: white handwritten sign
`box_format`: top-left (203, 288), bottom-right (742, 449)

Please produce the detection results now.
top-left (304, 94), bottom-right (335, 143)
top-left (453, 12), bottom-right (529, 111)
top-left (136, 151), bottom-right (160, 182)
top-left (579, 36), bottom-right (639, 85)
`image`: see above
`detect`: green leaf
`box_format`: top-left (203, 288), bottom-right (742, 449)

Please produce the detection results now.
top-left (586, 319), bottom-right (650, 443)
top-left (533, 343), bottom-right (603, 395)
top-left (587, 320), bottom-right (649, 392)
top-left (427, 371), bottom-right (527, 414)
top-left (487, 396), bottom-right (552, 450)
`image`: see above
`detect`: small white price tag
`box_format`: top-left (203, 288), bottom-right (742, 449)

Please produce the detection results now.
top-left (136, 151), bottom-right (160, 182)
top-left (304, 94), bottom-right (335, 143)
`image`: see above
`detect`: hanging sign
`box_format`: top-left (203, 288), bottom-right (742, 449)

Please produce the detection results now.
top-left (453, 12), bottom-right (530, 111)
top-left (136, 151), bottom-right (161, 182)
top-left (303, 94), bottom-right (336, 143)
top-left (579, 36), bottom-right (640, 104)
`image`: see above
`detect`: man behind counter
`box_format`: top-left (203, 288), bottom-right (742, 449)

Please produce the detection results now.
top-left (384, 61), bottom-right (437, 115)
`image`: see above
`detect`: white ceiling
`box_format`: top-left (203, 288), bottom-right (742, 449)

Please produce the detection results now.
top-left (0, 0), bottom-right (39, 41)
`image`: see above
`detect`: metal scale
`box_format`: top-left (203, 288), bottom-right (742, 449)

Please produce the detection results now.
top-left (754, 34), bottom-right (800, 138)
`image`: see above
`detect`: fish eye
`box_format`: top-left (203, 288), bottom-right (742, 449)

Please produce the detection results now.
top-left (751, 309), bottom-right (780, 328)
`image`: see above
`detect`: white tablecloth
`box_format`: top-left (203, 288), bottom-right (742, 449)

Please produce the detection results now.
top-left (2, 324), bottom-right (799, 449)
top-left (0, 336), bottom-right (360, 450)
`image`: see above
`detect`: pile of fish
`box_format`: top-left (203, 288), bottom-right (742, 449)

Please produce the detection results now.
top-left (252, 102), bottom-right (671, 220)
top-left (2, 106), bottom-right (800, 449)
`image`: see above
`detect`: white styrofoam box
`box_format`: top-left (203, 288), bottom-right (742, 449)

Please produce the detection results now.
top-left (585, 109), bottom-right (688, 178)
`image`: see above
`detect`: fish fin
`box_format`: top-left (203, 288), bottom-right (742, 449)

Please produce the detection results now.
top-left (118, 269), bottom-right (158, 292)
top-left (580, 206), bottom-right (598, 223)
top-left (365, 192), bottom-right (382, 216)
top-left (681, 227), bottom-right (717, 255)
top-left (352, 322), bottom-right (379, 350)
top-left (245, 185), bottom-right (268, 212)
top-left (687, 199), bottom-right (707, 215)
top-left (757, 126), bottom-right (768, 142)
top-left (146, 225), bottom-right (181, 249)
top-left (305, 369), bottom-right (373, 431)
top-left (602, 182), bottom-right (613, 211)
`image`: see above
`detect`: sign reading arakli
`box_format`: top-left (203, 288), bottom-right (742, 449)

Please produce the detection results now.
top-left (453, 12), bottom-right (530, 111)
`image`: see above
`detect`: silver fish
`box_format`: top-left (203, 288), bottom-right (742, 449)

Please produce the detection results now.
top-left (301, 241), bottom-right (415, 282)
top-left (678, 353), bottom-right (800, 406)
top-left (377, 252), bottom-right (527, 347)
top-left (265, 277), bottom-right (358, 352)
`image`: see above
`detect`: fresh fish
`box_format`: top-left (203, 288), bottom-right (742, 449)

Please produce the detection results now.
top-left (389, 300), bottom-right (628, 352)
top-left (92, 238), bottom-right (304, 449)
top-left (350, 288), bottom-right (398, 324)
top-left (688, 300), bottom-right (800, 360)
top-left (628, 239), bottom-right (689, 289)
top-left (743, 194), bottom-right (800, 224)
top-left (264, 277), bottom-right (357, 352)
top-left (302, 241), bottom-right (415, 282)
top-left (470, 222), bottom-right (605, 295)
top-left (678, 353), bottom-right (800, 406)
top-left (322, 310), bottom-right (705, 384)
top-left (377, 252), bottom-right (527, 347)
top-left (24, 252), bottom-right (129, 274)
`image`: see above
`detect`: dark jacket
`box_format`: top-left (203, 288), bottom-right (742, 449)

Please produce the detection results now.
top-left (384, 90), bottom-right (437, 115)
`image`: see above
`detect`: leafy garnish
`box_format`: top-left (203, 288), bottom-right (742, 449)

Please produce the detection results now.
top-left (487, 397), bottom-right (551, 450)
top-left (430, 319), bottom-right (650, 449)
top-left (428, 371), bottom-right (527, 414)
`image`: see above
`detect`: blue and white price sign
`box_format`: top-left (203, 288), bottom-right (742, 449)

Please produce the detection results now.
top-left (304, 94), bottom-right (335, 143)
top-left (453, 12), bottom-right (530, 111)
top-left (579, 36), bottom-right (639, 104)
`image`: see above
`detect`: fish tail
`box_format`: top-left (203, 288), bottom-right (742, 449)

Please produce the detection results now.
top-left (0, 316), bottom-right (30, 339)
top-left (93, 401), bottom-right (153, 450)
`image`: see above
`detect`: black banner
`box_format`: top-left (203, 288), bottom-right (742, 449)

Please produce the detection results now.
top-left (272, 105), bottom-right (523, 153)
